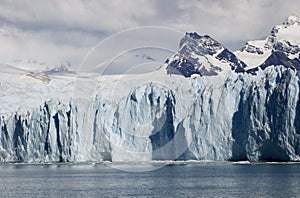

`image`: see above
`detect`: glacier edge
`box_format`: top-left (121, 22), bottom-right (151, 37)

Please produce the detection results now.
top-left (0, 67), bottom-right (300, 162)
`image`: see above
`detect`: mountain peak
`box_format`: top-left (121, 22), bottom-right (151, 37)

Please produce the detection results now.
top-left (185, 32), bottom-right (202, 40)
top-left (282, 14), bottom-right (300, 26)
top-left (184, 32), bottom-right (214, 41)
top-left (235, 14), bottom-right (300, 73)
top-left (179, 32), bottom-right (223, 56)
top-left (270, 15), bottom-right (300, 38)
top-left (166, 32), bottom-right (246, 77)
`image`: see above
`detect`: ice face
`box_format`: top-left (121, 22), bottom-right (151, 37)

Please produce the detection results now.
top-left (0, 66), bottom-right (300, 162)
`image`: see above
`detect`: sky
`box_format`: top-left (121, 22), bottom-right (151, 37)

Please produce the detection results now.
top-left (0, 0), bottom-right (299, 69)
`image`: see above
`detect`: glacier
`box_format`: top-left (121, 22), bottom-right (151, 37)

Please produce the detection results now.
top-left (0, 66), bottom-right (300, 162)
top-left (1, 15), bottom-right (300, 163)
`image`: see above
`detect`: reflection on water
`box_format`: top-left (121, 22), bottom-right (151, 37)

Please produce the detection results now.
top-left (0, 162), bottom-right (300, 197)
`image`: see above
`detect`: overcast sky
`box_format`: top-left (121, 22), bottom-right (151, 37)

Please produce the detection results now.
top-left (0, 0), bottom-right (299, 68)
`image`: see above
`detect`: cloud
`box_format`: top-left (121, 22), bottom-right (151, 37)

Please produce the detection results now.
top-left (0, 0), bottom-right (158, 67)
top-left (0, 0), bottom-right (157, 33)
top-left (164, 0), bottom-right (300, 48)
top-left (0, 0), bottom-right (299, 68)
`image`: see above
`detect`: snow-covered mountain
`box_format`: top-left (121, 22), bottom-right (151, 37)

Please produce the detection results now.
top-left (166, 32), bottom-right (246, 77)
top-left (0, 15), bottom-right (300, 163)
top-left (235, 14), bottom-right (300, 73)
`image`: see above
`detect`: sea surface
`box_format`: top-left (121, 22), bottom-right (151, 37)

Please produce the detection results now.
top-left (0, 162), bottom-right (300, 197)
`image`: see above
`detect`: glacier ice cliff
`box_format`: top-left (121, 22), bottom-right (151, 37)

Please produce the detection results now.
top-left (0, 66), bottom-right (300, 162)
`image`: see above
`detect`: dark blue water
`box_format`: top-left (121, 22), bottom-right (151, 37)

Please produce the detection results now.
top-left (0, 162), bottom-right (300, 197)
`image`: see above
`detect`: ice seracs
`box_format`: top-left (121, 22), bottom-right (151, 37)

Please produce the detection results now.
top-left (1, 64), bottom-right (300, 162)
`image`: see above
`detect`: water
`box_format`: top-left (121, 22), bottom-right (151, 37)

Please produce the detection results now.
top-left (0, 162), bottom-right (300, 197)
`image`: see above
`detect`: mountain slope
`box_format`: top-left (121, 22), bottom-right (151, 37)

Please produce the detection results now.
top-left (235, 14), bottom-right (300, 72)
top-left (166, 32), bottom-right (246, 77)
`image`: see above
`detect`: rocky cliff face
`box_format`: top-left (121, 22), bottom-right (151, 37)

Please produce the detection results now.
top-left (166, 33), bottom-right (246, 77)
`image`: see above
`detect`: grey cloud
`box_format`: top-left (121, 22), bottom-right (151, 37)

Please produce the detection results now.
top-left (0, 0), bottom-right (299, 67)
